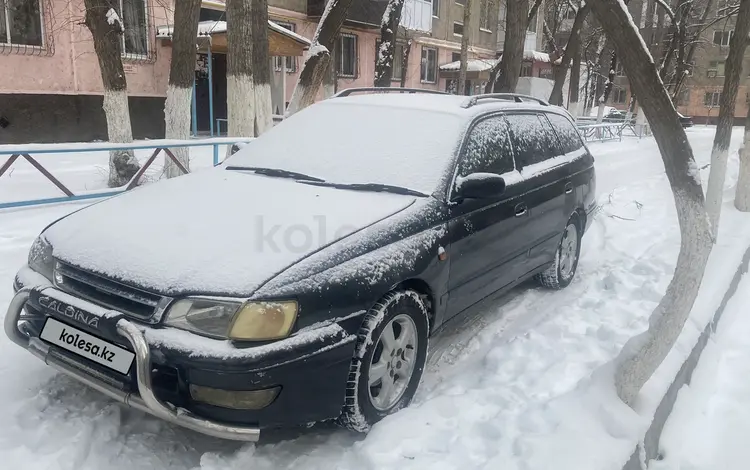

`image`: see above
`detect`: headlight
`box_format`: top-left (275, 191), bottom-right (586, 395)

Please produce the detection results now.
top-left (165, 298), bottom-right (298, 341)
top-left (28, 235), bottom-right (54, 280)
top-left (228, 301), bottom-right (298, 341)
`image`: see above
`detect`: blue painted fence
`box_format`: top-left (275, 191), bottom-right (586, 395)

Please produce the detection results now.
top-left (0, 137), bottom-right (253, 210)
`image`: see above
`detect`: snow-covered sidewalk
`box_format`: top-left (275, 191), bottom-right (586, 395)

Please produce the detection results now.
top-left (0, 128), bottom-right (747, 470)
top-left (651, 274), bottom-right (750, 470)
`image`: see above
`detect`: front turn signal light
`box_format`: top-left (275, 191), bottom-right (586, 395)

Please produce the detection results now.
top-left (228, 301), bottom-right (298, 341)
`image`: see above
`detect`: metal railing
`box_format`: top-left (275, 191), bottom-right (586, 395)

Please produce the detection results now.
top-left (0, 137), bottom-right (253, 210)
top-left (576, 122), bottom-right (625, 142)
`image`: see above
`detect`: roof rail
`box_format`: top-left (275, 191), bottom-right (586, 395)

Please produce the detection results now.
top-left (332, 87), bottom-right (449, 98)
top-left (461, 93), bottom-right (549, 108)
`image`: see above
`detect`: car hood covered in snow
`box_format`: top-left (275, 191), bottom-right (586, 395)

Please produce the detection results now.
top-left (42, 169), bottom-right (417, 296)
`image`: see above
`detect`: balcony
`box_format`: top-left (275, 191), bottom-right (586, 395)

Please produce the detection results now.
top-left (307, 0), bottom-right (389, 28)
top-left (401, 0), bottom-right (432, 33)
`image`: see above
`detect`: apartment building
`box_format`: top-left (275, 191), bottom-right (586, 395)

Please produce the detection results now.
top-left (566, 0), bottom-right (747, 123)
top-left (0, 0), bottom-right (505, 143)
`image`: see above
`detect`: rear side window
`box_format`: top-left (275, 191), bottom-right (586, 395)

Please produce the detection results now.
top-left (458, 116), bottom-right (515, 177)
top-left (546, 113), bottom-right (585, 154)
top-left (505, 114), bottom-right (559, 168)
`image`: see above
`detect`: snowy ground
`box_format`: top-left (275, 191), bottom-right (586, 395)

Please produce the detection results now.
top-left (651, 273), bottom-right (750, 470)
top-left (0, 128), bottom-right (745, 469)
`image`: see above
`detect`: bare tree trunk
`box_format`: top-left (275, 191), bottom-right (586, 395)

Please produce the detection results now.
top-left (589, 0), bottom-right (713, 406)
top-left (673, 0), bottom-right (714, 98)
top-left (568, 47), bottom-right (582, 117)
top-left (400, 37), bottom-right (412, 88)
top-left (83, 0), bottom-right (140, 188)
top-left (458, 0), bottom-right (473, 95)
top-left (550, 4), bottom-right (590, 106)
top-left (287, 0), bottom-right (356, 115)
top-left (736, 102), bottom-right (750, 212)
top-left (226, 0), bottom-right (255, 142)
top-left (704, 0), bottom-right (750, 234)
top-left (596, 48), bottom-right (615, 123)
top-left (542, 20), bottom-right (559, 57)
top-left (251, 0), bottom-right (273, 134)
top-left (164, 0), bottom-right (202, 179)
top-left (592, 37), bottom-right (608, 118)
top-left (488, 0), bottom-right (529, 92)
top-left (324, 42), bottom-right (337, 97)
top-left (374, 0), bottom-right (405, 87)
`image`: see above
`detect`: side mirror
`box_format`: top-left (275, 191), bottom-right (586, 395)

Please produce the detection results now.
top-left (455, 173), bottom-right (506, 200)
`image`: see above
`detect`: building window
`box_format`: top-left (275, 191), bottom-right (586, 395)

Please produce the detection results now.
top-left (453, 22), bottom-right (463, 36)
top-left (708, 60), bottom-right (725, 77)
top-left (717, 0), bottom-right (732, 17)
top-left (117, 0), bottom-right (149, 57)
top-left (337, 33), bottom-right (357, 77)
top-left (1, 0), bottom-right (44, 46)
top-left (538, 67), bottom-right (553, 79)
top-left (375, 40), bottom-right (405, 81)
top-left (613, 88), bottom-right (627, 104)
top-left (520, 62), bottom-right (532, 77)
top-left (713, 30), bottom-right (733, 46)
top-left (273, 22), bottom-right (297, 72)
top-left (704, 91), bottom-right (722, 107)
top-left (420, 46), bottom-right (437, 83)
top-left (452, 51), bottom-right (461, 62)
top-left (432, 0), bottom-right (439, 17)
top-left (479, 0), bottom-right (492, 31)
top-left (615, 62), bottom-right (625, 76)
top-left (676, 89), bottom-right (690, 106)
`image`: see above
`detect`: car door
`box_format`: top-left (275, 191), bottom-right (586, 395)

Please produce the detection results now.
top-left (504, 113), bottom-right (571, 277)
top-left (445, 114), bottom-right (532, 318)
top-left (546, 111), bottom-right (596, 228)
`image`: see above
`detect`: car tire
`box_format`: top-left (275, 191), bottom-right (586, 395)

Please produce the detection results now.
top-left (536, 215), bottom-right (581, 290)
top-left (338, 290), bottom-right (430, 433)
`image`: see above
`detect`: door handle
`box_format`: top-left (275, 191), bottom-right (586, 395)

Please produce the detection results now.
top-left (514, 204), bottom-right (527, 217)
top-left (565, 182), bottom-right (574, 194)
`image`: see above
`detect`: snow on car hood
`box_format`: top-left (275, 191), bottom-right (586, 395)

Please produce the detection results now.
top-left (42, 169), bottom-right (417, 296)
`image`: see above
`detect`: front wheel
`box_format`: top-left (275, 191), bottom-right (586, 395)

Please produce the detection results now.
top-left (338, 290), bottom-right (429, 432)
top-left (536, 217), bottom-right (581, 289)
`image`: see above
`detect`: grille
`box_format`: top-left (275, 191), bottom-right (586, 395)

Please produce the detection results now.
top-left (53, 261), bottom-right (167, 321)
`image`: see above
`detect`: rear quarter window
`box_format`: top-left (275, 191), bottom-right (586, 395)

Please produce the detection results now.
top-left (546, 113), bottom-right (585, 155)
top-left (505, 114), bottom-right (559, 167)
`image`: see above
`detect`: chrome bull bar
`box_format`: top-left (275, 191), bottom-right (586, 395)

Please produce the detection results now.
top-left (4, 286), bottom-right (261, 442)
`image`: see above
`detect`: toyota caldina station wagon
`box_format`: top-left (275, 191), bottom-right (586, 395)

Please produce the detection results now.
top-left (6, 89), bottom-right (596, 441)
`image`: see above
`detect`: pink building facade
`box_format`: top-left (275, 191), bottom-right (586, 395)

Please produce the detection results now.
top-left (0, 0), bottom-right (173, 143)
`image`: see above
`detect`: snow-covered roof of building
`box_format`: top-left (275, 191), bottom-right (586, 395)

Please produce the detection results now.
top-left (439, 58), bottom-right (498, 72)
top-left (439, 51), bottom-right (555, 72)
top-left (156, 20), bottom-right (311, 46)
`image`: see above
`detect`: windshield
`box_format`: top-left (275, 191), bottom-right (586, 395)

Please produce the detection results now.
top-left (224, 101), bottom-right (464, 195)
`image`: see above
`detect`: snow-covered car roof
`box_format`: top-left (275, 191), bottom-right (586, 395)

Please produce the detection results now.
top-left (328, 92), bottom-right (557, 120)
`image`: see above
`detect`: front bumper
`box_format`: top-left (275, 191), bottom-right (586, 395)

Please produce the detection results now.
top-left (6, 284), bottom-right (358, 441)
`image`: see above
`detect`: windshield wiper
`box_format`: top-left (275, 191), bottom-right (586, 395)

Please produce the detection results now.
top-left (225, 166), bottom-right (324, 182)
top-left (301, 181), bottom-right (428, 197)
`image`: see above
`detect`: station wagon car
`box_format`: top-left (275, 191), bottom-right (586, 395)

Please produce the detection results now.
top-left (6, 89), bottom-right (596, 441)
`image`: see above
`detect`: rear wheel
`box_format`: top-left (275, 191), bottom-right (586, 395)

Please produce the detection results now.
top-left (536, 217), bottom-right (581, 289)
top-left (338, 290), bottom-right (429, 432)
